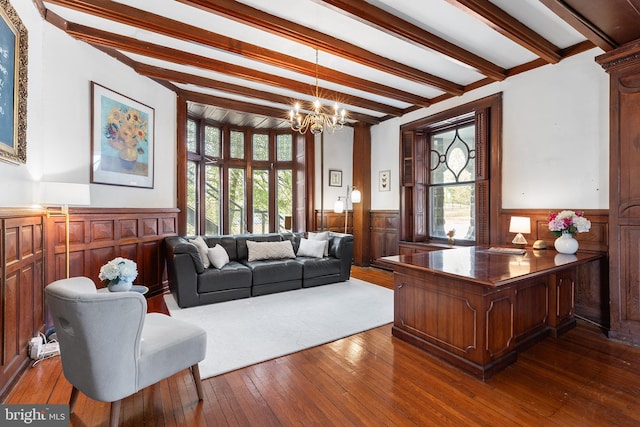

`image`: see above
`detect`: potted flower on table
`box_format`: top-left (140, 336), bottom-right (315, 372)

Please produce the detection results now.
top-left (548, 210), bottom-right (591, 254)
top-left (99, 257), bottom-right (138, 292)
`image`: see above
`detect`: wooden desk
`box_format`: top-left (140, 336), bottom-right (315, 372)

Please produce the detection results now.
top-left (382, 247), bottom-right (603, 380)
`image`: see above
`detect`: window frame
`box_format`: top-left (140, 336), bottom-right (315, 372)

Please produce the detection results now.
top-left (185, 116), bottom-right (296, 235)
top-left (399, 93), bottom-right (502, 246)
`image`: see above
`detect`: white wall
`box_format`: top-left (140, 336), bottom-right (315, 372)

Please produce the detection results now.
top-left (370, 48), bottom-right (609, 211)
top-left (371, 117), bottom-right (401, 210)
top-left (0, 2), bottom-right (176, 208)
top-left (314, 127), bottom-right (354, 213)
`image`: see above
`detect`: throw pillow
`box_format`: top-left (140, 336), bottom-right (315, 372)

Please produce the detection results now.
top-left (208, 244), bottom-right (230, 269)
top-left (297, 238), bottom-right (326, 258)
top-left (308, 231), bottom-right (329, 256)
top-left (246, 240), bottom-right (296, 261)
top-left (189, 236), bottom-right (211, 269)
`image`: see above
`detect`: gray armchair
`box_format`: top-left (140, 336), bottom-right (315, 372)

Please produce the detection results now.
top-left (45, 277), bottom-right (207, 427)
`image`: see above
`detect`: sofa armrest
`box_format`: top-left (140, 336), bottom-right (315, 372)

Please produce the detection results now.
top-left (165, 237), bottom-right (202, 308)
top-left (165, 236), bottom-right (205, 273)
top-left (328, 232), bottom-right (354, 281)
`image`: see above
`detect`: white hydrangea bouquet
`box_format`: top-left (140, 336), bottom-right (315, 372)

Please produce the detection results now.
top-left (98, 257), bottom-right (138, 286)
top-left (548, 210), bottom-right (591, 237)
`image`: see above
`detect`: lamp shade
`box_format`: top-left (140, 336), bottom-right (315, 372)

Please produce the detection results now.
top-left (334, 198), bottom-right (344, 213)
top-left (351, 186), bottom-right (361, 203)
top-left (509, 216), bottom-right (531, 234)
top-left (40, 182), bottom-right (91, 206)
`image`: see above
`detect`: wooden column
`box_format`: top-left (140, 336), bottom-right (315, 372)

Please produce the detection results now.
top-left (353, 123), bottom-right (371, 266)
top-left (597, 40), bottom-right (640, 345)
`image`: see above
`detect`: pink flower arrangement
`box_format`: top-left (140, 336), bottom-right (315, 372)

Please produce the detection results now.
top-left (548, 210), bottom-right (591, 237)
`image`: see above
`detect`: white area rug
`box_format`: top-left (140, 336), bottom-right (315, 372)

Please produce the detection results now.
top-left (163, 278), bottom-right (393, 379)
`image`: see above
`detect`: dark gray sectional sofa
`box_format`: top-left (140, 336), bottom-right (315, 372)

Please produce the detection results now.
top-left (165, 232), bottom-right (354, 308)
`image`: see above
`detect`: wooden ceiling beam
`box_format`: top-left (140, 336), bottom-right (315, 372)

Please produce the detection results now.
top-left (42, 1), bottom-right (418, 108)
top-left (44, 0), bottom-right (430, 107)
top-left (539, 0), bottom-right (617, 52)
top-left (446, 0), bottom-right (562, 63)
top-left (58, 22), bottom-right (421, 114)
top-left (178, 0), bottom-right (464, 96)
top-left (134, 63), bottom-right (393, 120)
top-left (318, 0), bottom-right (506, 81)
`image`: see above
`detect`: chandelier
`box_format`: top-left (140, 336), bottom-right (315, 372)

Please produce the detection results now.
top-left (289, 50), bottom-right (347, 135)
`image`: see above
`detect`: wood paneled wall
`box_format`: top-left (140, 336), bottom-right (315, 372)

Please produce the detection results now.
top-left (370, 210), bottom-right (400, 267)
top-left (0, 210), bottom-right (45, 399)
top-left (44, 208), bottom-right (179, 297)
top-left (314, 210), bottom-right (354, 234)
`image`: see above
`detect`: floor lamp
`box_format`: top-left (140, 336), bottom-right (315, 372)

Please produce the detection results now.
top-left (40, 182), bottom-right (91, 278)
top-left (334, 185), bottom-right (361, 234)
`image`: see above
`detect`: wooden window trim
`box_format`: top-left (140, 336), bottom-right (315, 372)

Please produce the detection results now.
top-left (399, 93), bottom-right (502, 245)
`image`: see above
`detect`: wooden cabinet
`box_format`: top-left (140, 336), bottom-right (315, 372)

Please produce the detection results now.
top-left (598, 41), bottom-right (640, 345)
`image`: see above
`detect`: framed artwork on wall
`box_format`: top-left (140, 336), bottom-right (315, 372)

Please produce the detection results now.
top-left (0, 0), bottom-right (28, 164)
top-left (329, 169), bottom-right (342, 187)
top-left (91, 82), bottom-right (155, 188)
top-left (379, 170), bottom-right (390, 191)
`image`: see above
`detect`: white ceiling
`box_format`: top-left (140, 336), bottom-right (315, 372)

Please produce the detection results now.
top-left (41, 0), bottom-right (590, 128)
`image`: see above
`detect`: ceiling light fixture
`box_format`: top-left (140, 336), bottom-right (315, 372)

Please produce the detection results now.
top-left (289, 49), bottom-right (346, 135)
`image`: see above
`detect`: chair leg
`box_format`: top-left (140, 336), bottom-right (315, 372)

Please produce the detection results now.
top-left (110, 400), bottom-right (122, 427)
top-left (69, 386), bottom-right (80, 413)
top-left (190, 364), bottom-right (204, 401)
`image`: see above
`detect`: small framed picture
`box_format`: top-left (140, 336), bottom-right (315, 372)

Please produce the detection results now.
top-left (379, 170), bottom-right (390, 191)
top-left (329, 169), bottom-right (342, 187)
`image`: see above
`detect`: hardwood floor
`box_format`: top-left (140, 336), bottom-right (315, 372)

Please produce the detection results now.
top-left (4, 267), bottom-right (640, 426)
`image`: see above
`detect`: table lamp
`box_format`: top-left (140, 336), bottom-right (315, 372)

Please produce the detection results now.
top-left (509, 216), bottom-right (531, 248)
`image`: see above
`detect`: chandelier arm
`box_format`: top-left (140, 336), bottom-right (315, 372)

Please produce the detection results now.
top-left (289, 48), bottom-right (347, 135)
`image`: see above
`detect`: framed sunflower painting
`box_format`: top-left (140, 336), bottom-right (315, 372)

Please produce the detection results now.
top-left (91, 82), bottom-right (155, 188)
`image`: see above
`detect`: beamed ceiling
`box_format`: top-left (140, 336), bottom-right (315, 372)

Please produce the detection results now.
top-left (34, 0), bottom-right (640, 129)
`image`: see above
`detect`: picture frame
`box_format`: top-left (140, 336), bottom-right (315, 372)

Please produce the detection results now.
top-left (329, 169), bottom-right (342, 187)
top-left (379, 170), bottom-right (390, 191)
top-left (0, 0), bottom-right (28, 164)
top-left (91, 82), bottom-right (155, 188)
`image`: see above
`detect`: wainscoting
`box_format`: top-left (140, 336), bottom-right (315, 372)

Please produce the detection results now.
top-left (44, 208), bottom-right (179, 297)
top-left (0, 210), bottom-right (45, 398)
top-left (370, 210), bottom-right (400, 267)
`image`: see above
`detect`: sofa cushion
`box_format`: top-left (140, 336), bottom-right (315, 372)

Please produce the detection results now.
top-left (197, 261), bottom-right (252, 293)
top-left (244, 259), bottom-right (302, 285)
top-left (297, 238), bottom-right (326, 258)
top-left (246, 240), bottom-right (295, 261)
top-left (308, 231), bottom-right (330, 256)
top-left (236, 234), bottom-right (282, 260)
top-left (189, 236), bottom-right (211, 268)
top-left (208, 244), bottom-right (230, 269)
top-left (205, 236), bottom-right (238, 260)
top-left (297, 257), bottom-right (342, 279)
